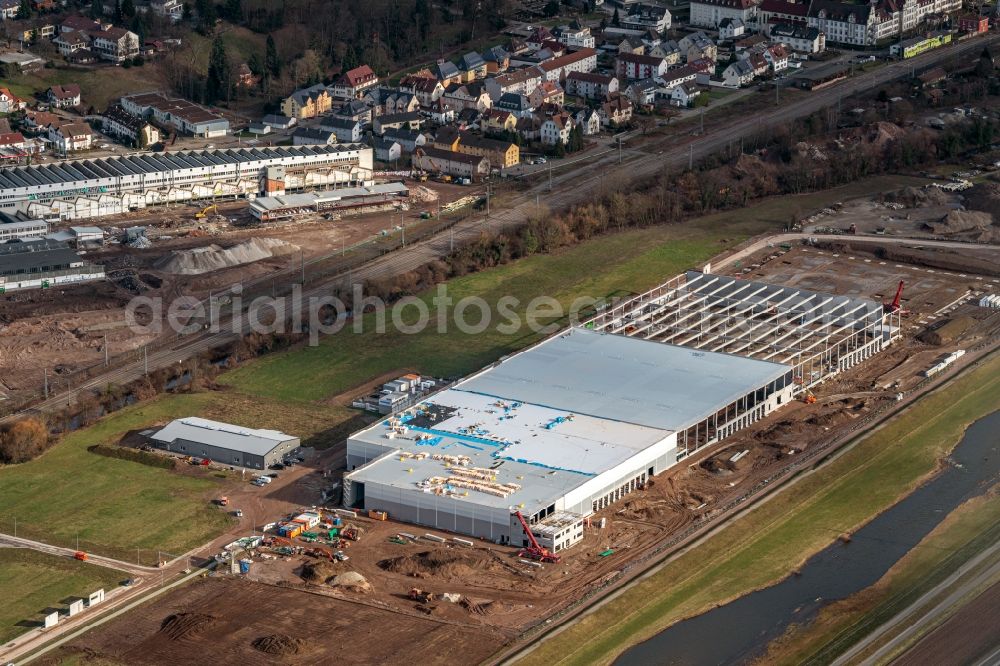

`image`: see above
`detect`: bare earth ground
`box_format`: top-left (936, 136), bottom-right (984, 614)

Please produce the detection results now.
top-left (42, 244), bottom-right (1000, 663)
top-left (0, 180), bottom-right (475, 400)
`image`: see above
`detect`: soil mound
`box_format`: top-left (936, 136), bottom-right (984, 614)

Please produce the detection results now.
top-left (887, 185), bottom-right (951, 208)
top-left (925, 210), bottom-right (994, 236)
top-left (159, 613), bottom-right (216, 640)
top-left (378, 549), bottom-right (501, 579)
top-left (301, 560), bottom-right (337, 583)
top-left (252, 634), bottom-right (305, 655)
top-left (330, 571), bottom-right (372, 593)
top-left (156, 237), bottom-right (298, 275)
top-left (462, 598), bottom-right (496, 615)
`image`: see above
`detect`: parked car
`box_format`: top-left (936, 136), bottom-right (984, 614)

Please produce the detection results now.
top-left (270, 463), bottom-right (285, 470)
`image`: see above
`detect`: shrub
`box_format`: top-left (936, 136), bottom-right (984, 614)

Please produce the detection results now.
top-left (0, 417), bottom-right (51, 464)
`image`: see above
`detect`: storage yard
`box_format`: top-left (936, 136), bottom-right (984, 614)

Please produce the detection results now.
top-left (44, 239), bottom-right (1000, 664)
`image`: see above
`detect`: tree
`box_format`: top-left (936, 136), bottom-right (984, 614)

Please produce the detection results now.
top-left (121, 0), bottom-right (135, 19)
top-left (222, 0), bottom-right (242, 22)
top-left (16, 0), bottom-right (30, 19)
top-left (195, 0), bottom-right (216, 32)
top-left (265, 34), bottom-right (281, 78)
top-left (611, 7), bottom-right (620, 26)
top-left (567, 124), bottom-right (584, 152)
top-left (89, 0), bottom-right (102, 19)
top-left (130, 14), bottom-right (146, 45)
top-left (543, 0), bottom-right (559, 16)
top-left (206, 36), bottom-right (231, 104)
top-left (0, 417), bottom-right (49, 464)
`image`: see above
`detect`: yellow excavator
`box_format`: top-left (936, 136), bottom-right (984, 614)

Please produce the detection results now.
top-left (195, 204), bottom-right (218, 219)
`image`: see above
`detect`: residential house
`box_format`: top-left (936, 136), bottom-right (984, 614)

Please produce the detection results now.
top-left (621, 4), bottom-right (672, 32)
top-left (122, 92), bottom-right (230, 137)
top-left (401, 76), bottom-right (445, 107)
top-left (0, 87), bottom-right (26, 114)
top-left (248, 121), bottom-right (271, 135)
top-left (959, 14), bottom-right (990, 34)
top-left (434, 60), bottom-right (463, 86)
top-left (745, 51), bottom-right (769, 77)
top-left (429, 99), bottom-right (457, 125)
top-left (48, 122), bottom-right (93, 153)
top-left (66, 48), bottom-right (98, 64)
top-left (47, 84), bottom-right (81, 108)
top-left (53, 30), bottom-right (91, 56)
top-left (528, 81), bottom-right (564, 109)
top-left (574, 108), bottom-right (601, 136)
top-left (31, 0), bottom-right (56, 10)
top-left (23, 110), bottom-right (61, 130)
top-left (374, 111), bottom-right (423, 135)
top-left (565, 72), bottom-right (619, 100)
top-left (379, 90), bottom-right (420, 115)
top-left (333, 98), bottom-right (373, 127)
top-left (100, 104), bottom-right (160, 148)
top-left (443, 83), bottom-right (492, 112)
top-left (321, 117), bottom-right (363, 143)
top-left (719, 17), bottom-right (747, 38)
top-left (383, 128), bottom-right (427, 153)
top-left (0, 0), bottom-right (19, 19)
top-left (482, 108), bottom-right (517, 134)
top-left (262, 114), bottom-right (296, 130)
top-left (292, 127), bottom-right (337, 146)
top-left (617, 53), bottom-right (669, 81)
top-left (281, 84), bottom-right (332, 120)
top-left (236, 63), bottom-right (258, 89)
top-left (600, 95), bottom-right (633, 127)
top-left (330, 64), bottom-right (379, 99)
top-left (413, 146), bottom-right (489, 179)
top-left (670, 81), bottom-right (702, 107)
top-left (60, 15), bottom-right (101, 33)
top-left (612, 36), bottom-right (646, 55)
top-left (494, 92), bottom-right (534, 118)
top-left (21, 23), bottom-right (56, 41)
top-left (660, 63), bottom-right (702, 90)
top-left (449, 130), bottom-right (519, 168)
top-left (540, 113), bottom-right (574, 145)
top-left (554, 23), bottom-right (596, 48)
top-left (689, 0), bottom-right (759, 28)
top-left (757, 0), bottom-right (810, 33)
top-left (149, 0), bottom-right (183, 21)
top-left (460, 52), bottom-right (488, 81)
top-left (515, 115), bottom-right (542, 142)
top-left (484, 66), bottom-right (543, 101)
top-left (764, 44), bottom-right (790, 73)
top-left (722, 58), bottom-right (755, 86)
top-left (526, 26), bottom-right (555, 50)
top-left (769, 23), bottom-right (826, 52)
top-left (648, 39), bottom-right (681, 65)
top-left (373, 137), bottom-right (402, 162)
top-left (678, 31), bottom-right (717, 63)
top-left (537, 47), bottom-right (598, 82)
top-left (482, 45), bottom-right (511, 74)
top-left (89, 27), bottom-right (140, 63)
top-left (624, 78), bottom-right (659, 106)
top-left (0, 131), bottom-right (28, 151)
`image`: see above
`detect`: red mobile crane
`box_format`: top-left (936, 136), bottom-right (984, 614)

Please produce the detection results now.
top-left (513, 511), bottom-right (561, 564)
top-left (883, 281), bottom-right (910, 316)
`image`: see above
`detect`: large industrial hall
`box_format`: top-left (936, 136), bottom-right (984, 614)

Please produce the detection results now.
top-left (343, 272), bottom-right (898, 553)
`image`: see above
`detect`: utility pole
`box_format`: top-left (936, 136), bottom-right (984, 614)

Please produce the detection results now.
top-left (43, 369), bottom-right (48, 399)
top-left (103, 332), bottom-right (108, 366)
top-left (300, 249), bottom-right (305, 284)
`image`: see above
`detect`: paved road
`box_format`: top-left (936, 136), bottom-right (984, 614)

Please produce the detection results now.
top-left (3, 34), bottom-right (996, 427)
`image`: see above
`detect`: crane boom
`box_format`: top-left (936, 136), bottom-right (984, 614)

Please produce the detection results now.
top-left (513, 511), bottom-right (561, 563)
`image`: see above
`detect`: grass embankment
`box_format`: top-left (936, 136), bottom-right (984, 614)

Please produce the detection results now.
top-left (0, 549), bottom-right (124, 644)
top-left (4, 64), bottom-right (168, 110)
top-left (764, 489), bottom-right (1000, 665)
top-left (517, 353), bottom-right (1000, 666)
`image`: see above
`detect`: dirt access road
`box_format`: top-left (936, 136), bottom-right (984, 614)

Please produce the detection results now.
top-left (3, 32), bottom-right (995, 425)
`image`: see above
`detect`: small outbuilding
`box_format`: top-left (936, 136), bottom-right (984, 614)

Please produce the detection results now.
top-left (149, 417), bottom-right (299, 469)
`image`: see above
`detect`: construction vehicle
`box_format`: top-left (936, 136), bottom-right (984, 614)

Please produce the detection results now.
top-left (74, 551), bottom-right (88, 561)
top-left (883, 281), bottom-right (905, 313)
top-left (341, 524), bottom-right (361, 541)
top-left (409, 588), bottom-right (434, 603)
top-left (234, 509), bottom-right (243, 518)
top-left (847, 223), bottom-right (857, 234)
top-left (217, 496), bottom-right (229, 506)
top-left (801, 389), bottom-right (817, 404)
top-left (195, 204), bottom-right (218, 219)
top-left (513, 511), bottom-right (560, 564)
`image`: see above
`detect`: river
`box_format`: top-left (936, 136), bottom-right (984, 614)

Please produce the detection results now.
top-left (615, 410), bottom-right (1000, 666)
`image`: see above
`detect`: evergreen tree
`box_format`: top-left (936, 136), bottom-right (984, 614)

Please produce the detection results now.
top-left (612, 8), bottom-right (620, 26)
top-left (130, 14), bottom-right (145, 45)
top-left (223, 0), bottom-right (241, 22)
top-left (16, 0), bottom-right (30, 20)
top-left (121, 0), bottom-right (135, 19)
top-left (265, 34), bottom-right (281, 77)
top-left (89, 0), bottom-right (102, 19)
top-left (206, 36), bottom-right (231, 104)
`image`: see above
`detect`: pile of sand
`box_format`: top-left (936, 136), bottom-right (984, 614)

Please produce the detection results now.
top-left (925, 210), bottom-right (994, 235)
top-left (159, 613), bottom-right (217, 640)
top-left (155, 237), bottom-right (298, 275)
top-left (461, 598), bottom-right (496, 615)
top-left (252, 634), bottom-right (305, 655)
top-left (887, 185), bottom-right (951, 208)
top-left (378, 549), bottom-right (501, 579)
top-left (301, 560), bottom-right (337, 583)
top-left (329, 571), bottom-right (372, 594)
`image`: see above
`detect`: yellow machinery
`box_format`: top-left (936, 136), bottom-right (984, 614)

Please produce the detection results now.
top-left (195, 204), bottom-right (218, 219)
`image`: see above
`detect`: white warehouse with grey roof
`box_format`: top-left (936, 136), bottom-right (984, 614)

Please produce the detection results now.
top-left (150, 417), bottom-right (299, 469)
top-left (344, 271), bottom-right (898, 553)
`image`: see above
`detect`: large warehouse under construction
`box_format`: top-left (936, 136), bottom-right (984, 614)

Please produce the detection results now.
top-left (343, 272), bottom-right (900, 552)
top-left (0, 144), bottom-right (373, 221)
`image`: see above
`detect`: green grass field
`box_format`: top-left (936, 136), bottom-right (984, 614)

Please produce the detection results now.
top-left (0, 549), bottom-right (124, 644)
top-left (517, 353), bottom-right (1000, 666)
top-left (4, 63), bottom-right (168, 110)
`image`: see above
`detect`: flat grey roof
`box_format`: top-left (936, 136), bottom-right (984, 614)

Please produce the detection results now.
top-left (458, 328), bottom-right (790, 432)
top-left (250, 183), bottom-right (409, 212)
top-left (151, 417), bottom-right (297, 456)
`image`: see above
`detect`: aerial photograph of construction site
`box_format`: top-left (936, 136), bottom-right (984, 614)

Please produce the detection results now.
top-left (3, 1), bottom-right (1000, 665)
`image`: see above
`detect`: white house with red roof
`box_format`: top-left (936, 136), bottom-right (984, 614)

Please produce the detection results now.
top-left (330, 65), bottom-right (379, 99)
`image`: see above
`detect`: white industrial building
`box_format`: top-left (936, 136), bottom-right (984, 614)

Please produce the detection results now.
top-left (343, 272), bottom-right (897, 552)
top-left (0, 145), bottom-right (374, 221)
